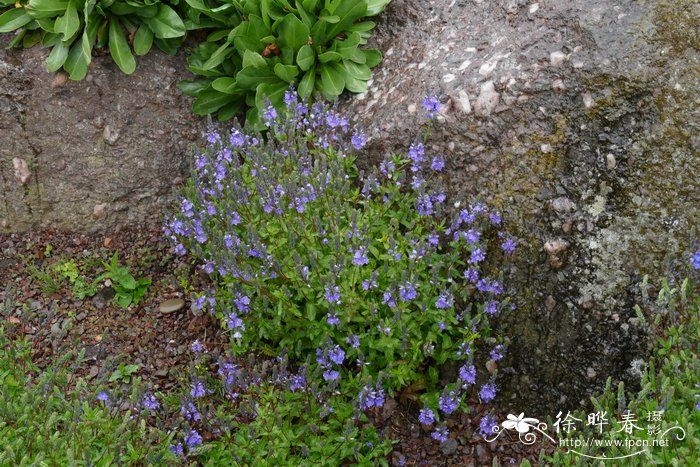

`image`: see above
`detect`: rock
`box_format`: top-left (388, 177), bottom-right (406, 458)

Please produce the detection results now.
top-left (606, 153), bottom-right (617, 169)
top-left (550, 51), bottom-right (568, 66)
top-left (474, 81), bottom-right (499, 116)
top-left (51, 72), bottom-right (69, 87)
top-left (93, 204), bottom-right (108, 219)
top-left (160, 298), bottom-right (185, 314)
top-left (544, 238), bottom-right (570, 269)
top-left (551, 197), bottom-right (576, 214)
top-left (441, 438), bottom-right (459, 456)
top-left (545, 295), bottom-right (557, 311)
top-left (88, 365), bottom-right (99, 379)
top-left (12, 157), bottom-right (31, 185)
top-left (0, 36), bottom-right (206, 233)
top-left (103, 125), bottom-right (120, 145)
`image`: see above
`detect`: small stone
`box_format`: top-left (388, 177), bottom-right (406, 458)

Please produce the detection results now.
top-left (582, 92), bottom-right (594, 109)
top-left (12, 158), bottom-right (31, 185)
top-left (50, 320), bottom-right (63, 335)
top-left (606, 153), bottom-right (617, 169)
top-left (586, 367), bottom-right (597, 379)
top-left (441, 438), bottom-right (459, 456)
top-left (550, 51), bottom-right (567, 66)
top-left (103, 237), bottom-right (112, 248)
top-left (160, 298), bottom-right (185, 314)
top-left (544, 239), bottom-right (569, 255)
top-left (103, 125), bottom-right (120, 145)
top-left (93, 203), bottom-right (107, 219)
top-left (453, 90), bottom-right (472, 114)
top-left (88, 365), bottom-right (99, 379)
top-left (486, 359), bottom-right (497, 375)
top-left (562, 219), bottom-right (573, 233)
top-left (551, 197), bottom-right (576, 214)
top-left (545, 295), bottom-right (556, 311)
top-left (552, 79), bottom-right (566, 92)
top-left (51, 72), bottom-right (69, 87)
top-left (474, 81), bottom-right (499, 116)
top-left (92, 293), bottom-right (107, 309)
top-left (540, 143), bottom-right (552, 154)
top-left (529, 3), bottom-right (539, 13)
top-left (407, 103), bottom-right (417, 113)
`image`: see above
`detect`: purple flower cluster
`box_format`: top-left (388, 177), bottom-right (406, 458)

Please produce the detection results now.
top-left (418, 408), bottom-right (436, 425)
top-left (358, 384), bottom-right (386, 410)
top-left (438, 390), bottom-right (460, 415)
top-left (479, 414), bottom-right (498, 438)
top-left (480, 382), bottom-right (498, 402)
top-left (431, 425), bottom-right (449, 443)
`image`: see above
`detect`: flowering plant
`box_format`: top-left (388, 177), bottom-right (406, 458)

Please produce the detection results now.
top-left (166, 90), bottom-right (516, 439)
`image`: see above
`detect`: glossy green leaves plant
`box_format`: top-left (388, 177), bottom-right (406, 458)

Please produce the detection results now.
top-left (0, 0), bottom-right (186, 79)
top-left (180, 0), bottom-right (390, 125)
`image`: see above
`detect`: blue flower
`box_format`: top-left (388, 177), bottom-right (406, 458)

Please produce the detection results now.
top-left (143, 393), bottom-right (160, 410)
top-left (438, 390), bottom-right (459, 414)
top-left (431, 156), bottom-right (445, 171)
top-left (351, 131), bottom-right (367, 150)
top-left (431, 425), bottom-right (449, 443)
top-left (169, 443), bottom-right (184, 457)
top-left (190, 380), bottom-right (209, 398)
top-left (418, 408), bottom-right (435, 425)
top-left (352, 246), bottom-right (369, 266)
top-left (346, 334), bottom-right (360, 348)
top-left (502, 238), bottom-right (517, 254)
top-left (489, 211), bottom-right (502, 225)
top-left (96, 391), bottom-right (109, 402)
top-left (399, 282), bottom-right (417, 302)
top-left (323, 370), bottom-right (339, 381)
top-left (691, 250), bottom-right (700, 269)
top-left (479, 414), bottom-right (498, 438)
top-left (358, 384), bottom-right (386, 410)
top-left (422, 96), bottom-right (442, 118)
top-left (490, 345), bottom-right (505, 361)
top-left (469, 247), bottom-right (486, 264)
top-left (289, 374), bottom-right (306, 392)
top-left (435, 292), bottom-right (453, 309)
top-left (329, 345), bottom-right (345, 365)
top-left (382, 290), bottom-right (397, 308)
top-left (480, 382), bottom-right (497, 402)
top-left (185, 429), bottom-right (203, 448)
top-left (181, 401), bottom-right (201, 421)
top-left (325, 284), bottom-right (342, 305)
top-left (459, 364), bottom-right (476, 385)
top-left (326, 313), bottom-right (340, 326)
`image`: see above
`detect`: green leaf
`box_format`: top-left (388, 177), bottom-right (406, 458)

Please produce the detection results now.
top-left (297, 69), bottom-right (314, 98)
top-left (45, 41), bottom-right (69, 72)
top-left (323, 0), bottom-right (366, 43)
top-left (63, 39), bottom-right (89, 79)
top-left (192, 88), bottom-right (237, 115)
top-left (343, 60), bottom-right (371, 80)
top-left (296, 44), bottom-right (314, 71)
top-left (201, 41), bottom-right (233, 70)
top-left (179, 79), bottom-right (213, 96)
top-left (365, 0), bottom-right (391, 16)
top-left (277, 13), bottom-right (309, 52)
top-left (273, 63), bottom-right (298, 82)
top-left (216, 98), bottom-right (244, 120)
top-left (26, 0), bottom-right (69, 19)
top-left (54, 0), bottom-right (80, 41)
top-left (211, 77), bottom-right (239, 94)
top-left (116, 293), bottom-right (132, 308)
top-left (317, 50), bottom-right (342, 63)
top-left (133, 24), bottom-right (153, 56)
top-left (343, 73), bottom-right (367, 93)
top-left (235, 65), bottom-right (282, 90)
top-left (319, 15), bottom-right (339, 23)
top-left (108, 17), bottom-right (136, 74)
top-left (144, 4), bottom-right (185, 39)
top-left (364, 48), bottom-right (382, 67)
top-left (242, 49), bottom-right (266, 68)
top-left (318, 63), bottom-right (344, 99)
top-left (0, 8), bottom-right (32, 33)
top-left (22, 29), bottom-right (43, 48)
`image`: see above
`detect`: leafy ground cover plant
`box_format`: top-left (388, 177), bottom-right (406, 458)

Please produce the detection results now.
top-left (166, 90), bottom-right (518, 443)
top-left (0, 0), bottom-right (186, 78)
top-left (0, 324), bottom-right (172, 465)
top-left (180, 0), bottom-right (391, 124)
top-left (98, 251), bottom-right (151, 308)
top-left (540, 271), bottom-right (700, 465)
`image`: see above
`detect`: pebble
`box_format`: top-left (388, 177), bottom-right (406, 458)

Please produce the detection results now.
top-left (160, 298), bottom-right (185, 314)
top-left (550, 51), bottom-right (567, 66)
top-left (103, 125), bottom-right (120, 145)
top-left (51, 72), bottom-right (69, 87)
top-left (92, 293), bottom-right (107, 309)
top-left (88, 365), bottom-right (99, 379)
top-left (551, 197), bottom-right (576, 214)
top-left (12, 157), bottom-right (31, 185)
top-left (441, 438), bottom-right (459, 456)
top-left (474, 81), bottom-right (499, 116)
top-left (93, 203), bottom-right (108, 219)
top-left (606, 153), bottom-right (617, 169)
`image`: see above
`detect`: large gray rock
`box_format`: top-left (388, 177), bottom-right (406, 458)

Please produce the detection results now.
top-left (341, 0), bottom-right (699, 412)
top-left (0, 37), bottom-right (204, 232)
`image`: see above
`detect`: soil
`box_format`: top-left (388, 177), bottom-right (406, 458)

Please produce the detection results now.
top-left (0, 228), bottom-right (551, 465)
